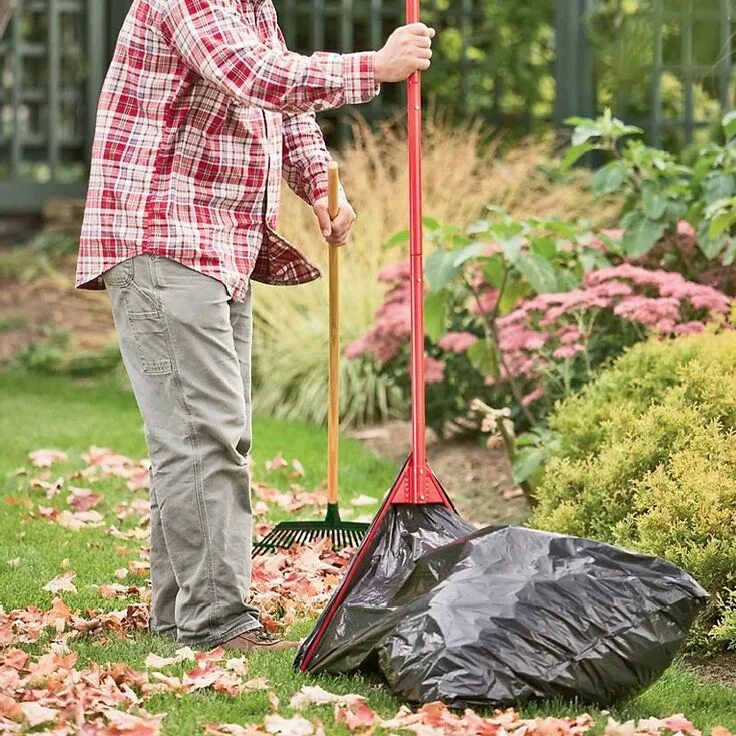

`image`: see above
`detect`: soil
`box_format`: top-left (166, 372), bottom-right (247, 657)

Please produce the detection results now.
top-left (685, 652), bottom-right (736, 688)
top-left (0, 263), bottom-right (115, 364)
top-left (350, 420), bottom-right (531, 527)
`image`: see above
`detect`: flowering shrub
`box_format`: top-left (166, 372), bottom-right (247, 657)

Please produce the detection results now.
top-left (563, 109), bottom-right (736, 274)
top-left (348, 212), bottom-right (732, 452)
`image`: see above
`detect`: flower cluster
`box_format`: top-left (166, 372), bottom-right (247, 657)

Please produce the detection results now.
top-left (348, 252), bottom-right (732, 426)
top-left (346, 263), bottom-right (411, 364)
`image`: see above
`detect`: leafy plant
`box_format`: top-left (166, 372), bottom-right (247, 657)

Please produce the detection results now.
top-left (349, 205), bottom-right (731, 443)
top-left (563, 110), bottom-right (736, 267)
top-left (253, 118), bottom-right (600, 428)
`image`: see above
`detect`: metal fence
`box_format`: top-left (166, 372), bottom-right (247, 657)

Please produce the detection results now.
top-left (0, 0), bottom-right (734, 213)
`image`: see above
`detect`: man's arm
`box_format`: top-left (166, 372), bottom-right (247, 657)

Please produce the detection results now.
top-left (159, 0), bottom-right (379, 115)
top-left (282, 112), bottom-right (333, 205)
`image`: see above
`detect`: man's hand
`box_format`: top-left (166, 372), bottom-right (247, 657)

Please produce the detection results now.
top-left (313, 196), bottom-right (356, 247)
top-left (374, 23), bottom-right (435, 83)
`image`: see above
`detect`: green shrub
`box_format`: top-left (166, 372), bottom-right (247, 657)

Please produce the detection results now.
top-left (532, 329), bottom-right (736, 649)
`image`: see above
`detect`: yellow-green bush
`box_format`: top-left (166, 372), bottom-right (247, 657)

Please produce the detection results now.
top-left (532, 329), bottom-right (736, 649)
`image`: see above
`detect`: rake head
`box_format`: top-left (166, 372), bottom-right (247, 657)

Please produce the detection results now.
top-left (253, 503), bottom-right (369, 555)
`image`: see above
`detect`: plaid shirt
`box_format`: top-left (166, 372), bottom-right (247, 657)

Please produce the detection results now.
top-left (76, 0), bottom-right (380, 302)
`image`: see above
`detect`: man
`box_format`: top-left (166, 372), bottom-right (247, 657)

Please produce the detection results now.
top-left (75, 0), bottom-right (433, 653)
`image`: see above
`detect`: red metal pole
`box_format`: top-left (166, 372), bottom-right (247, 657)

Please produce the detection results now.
top-left (406, 0), bottom-right (426, 503)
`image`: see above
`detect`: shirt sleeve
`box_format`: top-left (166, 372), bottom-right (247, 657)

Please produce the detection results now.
top-left (282, 112), bottom-right (333, 204)
top-left (159, 0), bottom-right (380, 115)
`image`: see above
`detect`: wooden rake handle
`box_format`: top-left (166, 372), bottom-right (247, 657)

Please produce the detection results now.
top-left (327, 161), bottom-right (340, 506)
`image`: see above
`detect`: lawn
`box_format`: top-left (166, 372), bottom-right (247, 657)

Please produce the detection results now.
top-left (1, 369), bottom-right (735, 734)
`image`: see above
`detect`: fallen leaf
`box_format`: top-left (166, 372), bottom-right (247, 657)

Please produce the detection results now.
top-left (501, 485), bottom-right (525, 500)
top-left (335, 701), bottom-right (378, 732)
top-left (43, 571), bottom-right (77, 594)
top-left (145, 648), bottom-right (196, 668)
top-left (266, 453), bottom-right (288, 472)
top-left (604, 719), bottom-right (636, 736)
top-left (31, 476), bottom-right (64, 498)
top-left (29, 449), bottom-right (68, 467)
top-left (224, 657), bottom-right (248, 677)
top-left (351, 494), bottom-right (378, 507)
top-left (204, 725), bottom-right (266, 736)
top-left (127, 468), bottom-right (151, 491)
top-left (97, 583), bottom-right (142, 599)
top-left (102, 708), bottom-right (164, 735)
top-left (129, 560), bottom-right (151, 576)
top-left (264, 714), bottom-right (314, 736)
top-left (19, 702), bottom-right (57, 727)
top-left (661, 715), bottom-right (701, 736)
top-left (290, 685), bottom-right (365, 710)
top-left (68, 486), bottom-right (103, 512)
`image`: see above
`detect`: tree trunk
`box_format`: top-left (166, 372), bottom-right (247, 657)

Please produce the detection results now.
top-left (0, 0), bottom-right (17, 39)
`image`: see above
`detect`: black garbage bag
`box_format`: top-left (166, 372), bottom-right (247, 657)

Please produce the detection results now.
top-left (298, 505), bottom-right (476, 674)
top-left (297, 505), bottom-right (708, 708)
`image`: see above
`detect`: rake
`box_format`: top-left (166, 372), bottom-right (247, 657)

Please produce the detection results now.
top-left (253, 162), bottom-right (369, 554)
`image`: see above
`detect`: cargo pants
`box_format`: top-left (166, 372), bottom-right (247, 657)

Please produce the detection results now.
top-left (103, 254), bottom-right (262, 646)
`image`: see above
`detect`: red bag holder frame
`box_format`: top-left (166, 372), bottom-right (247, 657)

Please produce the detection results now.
top-left (297, 1), bottom-right (455, 672)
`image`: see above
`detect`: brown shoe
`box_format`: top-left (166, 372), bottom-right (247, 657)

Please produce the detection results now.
top-left (221, 629), bottom-right (299, 653)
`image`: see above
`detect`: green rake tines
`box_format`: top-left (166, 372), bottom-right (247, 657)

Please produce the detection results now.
top-left (253, 503), bottom-right (369, 554)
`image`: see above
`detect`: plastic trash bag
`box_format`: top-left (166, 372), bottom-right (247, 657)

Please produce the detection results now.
top-left (296, 505), bottom-right (708, 707)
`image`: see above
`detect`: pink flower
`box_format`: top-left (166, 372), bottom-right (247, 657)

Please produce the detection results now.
top-left (437, 331), bottom-right (479, 353)
top-left (345, 336), bottom-right (371, 359)
top-left (676, 220), bottom-right (696, 238)
top-left (522, 387), bottom-right (545, 407)
top-left (613, 295), bottom-right (680, 326)
top-left (674, 320), bottom-right (706, 335)
top-left (498, 324), bottom-right (548, 352)
top-left (470, 289), bottom-right (500, 315)
top-left (425, 356), bottom-right (445, 383)
top-left (559, 327), bottom-right (585, 345)
top-left (654, 319), bottom-right (676, 335)
top-left (601, 228), bottom-right (624, 240)
top-left (378, 261), bottom-right (411, 283)
top-left (552, 344), bottom-right (585, 359)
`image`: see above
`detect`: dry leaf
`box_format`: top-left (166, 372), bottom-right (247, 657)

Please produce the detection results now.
top-left (335, 701), bottom-right (378, 732)
top-left (29, 449), bottom-right (68, 467)
top-left (68, 486), bottom-right (103, 512)
top-left (43, 571), bottom-right (77, 594)
top-left (265, 453), bottom-right (288, 472)
top-left (264, 714), bottom-right (314, 736)
top-left (290, 685), bottom-right (365, 710)
top-left (19, 701), bottom-right (57, 727)
top-left (351, 494), bottom-right (378, 507)
top-left (31, 476), bottom-right (64, 498)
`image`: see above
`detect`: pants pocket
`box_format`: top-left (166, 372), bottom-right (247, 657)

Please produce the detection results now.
top-left (121, 258), bottom-right (173, 376)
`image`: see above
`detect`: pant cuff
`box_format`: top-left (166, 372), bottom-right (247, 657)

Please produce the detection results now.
top-left (149, 624), bottom-right (177, 640)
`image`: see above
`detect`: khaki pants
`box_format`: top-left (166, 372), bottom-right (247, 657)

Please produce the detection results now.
top-left (103, 254), bottom-right (261, 646)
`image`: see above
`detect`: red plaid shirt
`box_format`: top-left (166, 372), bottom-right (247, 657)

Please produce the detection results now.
top-left (76, 0), bottom-right (379, 302)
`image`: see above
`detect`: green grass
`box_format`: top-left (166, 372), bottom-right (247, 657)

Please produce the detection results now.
top-left (1, 370), bottom-right (735, 734)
